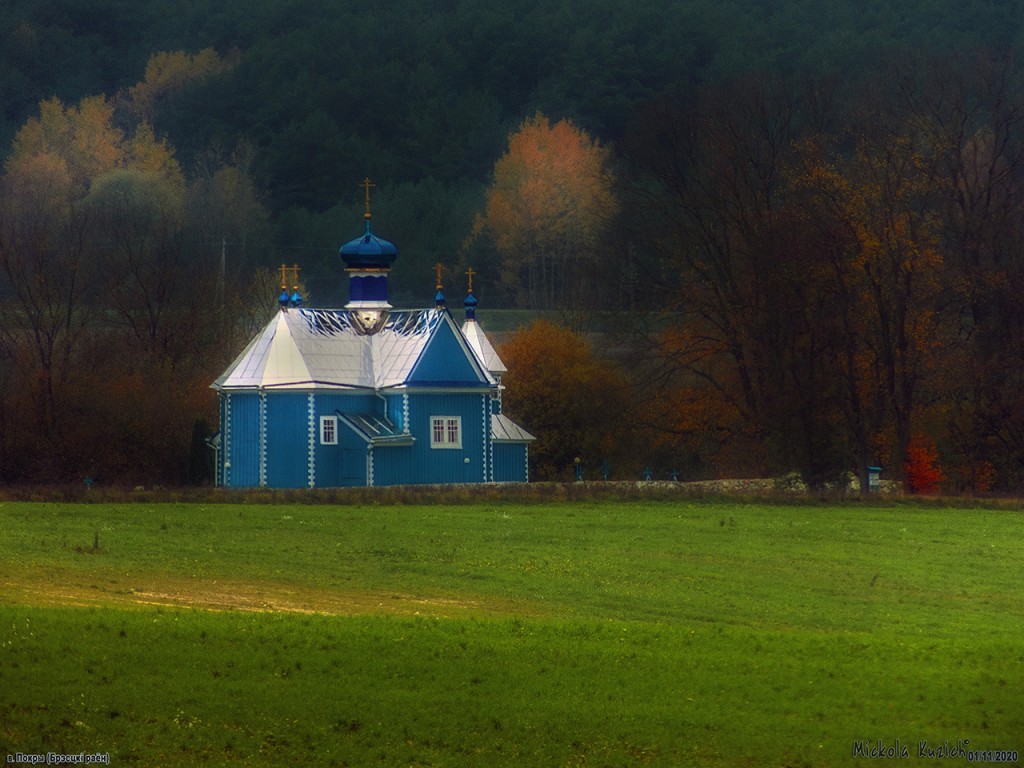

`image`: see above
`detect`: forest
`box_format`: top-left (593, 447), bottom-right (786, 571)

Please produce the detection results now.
top-left (2, 0), bottom-right (1024, 489)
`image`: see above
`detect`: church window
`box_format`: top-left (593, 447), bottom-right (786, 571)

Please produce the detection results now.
top-left (430, 416), bottom-right (462, 449)
top-left (320, 415), bottom-right (338, 445)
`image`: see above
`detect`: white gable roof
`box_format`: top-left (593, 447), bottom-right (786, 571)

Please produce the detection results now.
top-left (461, 318), bottom-right (507, 374)
top-left (213, 308), bottom-right (494, 391)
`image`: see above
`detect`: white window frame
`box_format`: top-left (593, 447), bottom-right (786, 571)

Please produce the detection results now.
top-left (320, 415), bottom-right (338, 445)
top-left (430, 416), bottom-right (462, 449)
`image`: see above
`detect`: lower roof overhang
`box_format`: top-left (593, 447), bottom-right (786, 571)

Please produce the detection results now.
top-left (491, 413), bottom-right (536, 444)
top-left (338, 412), bottom-right (416, 447)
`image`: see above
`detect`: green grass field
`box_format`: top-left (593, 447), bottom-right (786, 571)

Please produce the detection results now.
top-left (1, 498), bottom-right (1021, 766)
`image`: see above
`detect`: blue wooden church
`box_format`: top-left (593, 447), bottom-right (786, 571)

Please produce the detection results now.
top-left (211, 198), bottom-right (534, 488)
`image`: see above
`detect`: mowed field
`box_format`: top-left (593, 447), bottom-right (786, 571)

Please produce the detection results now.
top-left (0, 497), bottom-right (1021, 766)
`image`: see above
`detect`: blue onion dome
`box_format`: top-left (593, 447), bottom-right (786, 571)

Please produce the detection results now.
top-left (464, 291), bottom-right (478, 320)
top-left (340, 218), bottom-right (398, 269)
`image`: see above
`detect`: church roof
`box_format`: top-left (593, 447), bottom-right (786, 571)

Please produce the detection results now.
top-left (213, 308), bottom-right (495, 391)
top-left (461, 318), bottom-right (507, 375)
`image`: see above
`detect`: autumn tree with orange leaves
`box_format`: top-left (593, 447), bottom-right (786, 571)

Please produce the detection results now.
top-left (470, 113), bottom-right (617, 311)
top-left (500, 320), bottom-right (638, 481)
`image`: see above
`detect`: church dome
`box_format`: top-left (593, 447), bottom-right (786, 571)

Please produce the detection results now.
top-left (339, 219), bottom-right (398, 270)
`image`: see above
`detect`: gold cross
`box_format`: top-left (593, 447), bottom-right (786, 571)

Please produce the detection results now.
top-left (465, 267), bottom-right (475, 293)
top-left (291, 263), bottom-right (300, 290)
top-left (435, 263), bottom-right (444, 291)
top-left (360, 177), bottom-right (376, 219)
top-left (279, 263), bottom-right (289, 289)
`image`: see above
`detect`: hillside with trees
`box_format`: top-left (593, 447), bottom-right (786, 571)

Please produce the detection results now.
top-left (2, 0), bottom-right (1024, 488)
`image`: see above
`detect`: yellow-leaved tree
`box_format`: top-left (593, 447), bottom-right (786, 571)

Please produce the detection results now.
top-left (470, 113), bottom-right (617, 310)
top-left (0, 49), bottom-right (251, 483)
top-left (9, 96), bottom-right (125, 193)
top-left (0, 92), bottom-right (186, 479)
top-left (126, 47), bottom-right (236, 124)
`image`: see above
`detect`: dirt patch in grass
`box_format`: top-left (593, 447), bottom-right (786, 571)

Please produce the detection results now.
top-left (2, 572), bottom-right (530, 618)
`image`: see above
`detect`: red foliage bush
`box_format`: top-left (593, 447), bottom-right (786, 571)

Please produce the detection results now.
top-left (904, 434), bottom-right (945, 494)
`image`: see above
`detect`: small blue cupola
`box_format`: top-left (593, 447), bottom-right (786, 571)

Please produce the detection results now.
top-left (464, 267), bottom-right (479, 321)
top-left (340, 178), bottom-right (396, 333)
top-left (434, 263), bottom-right (446, 309)
top-left (460, 266), bottom-right (506, 384)
top-left (278, 263), bottom-right (302, 309)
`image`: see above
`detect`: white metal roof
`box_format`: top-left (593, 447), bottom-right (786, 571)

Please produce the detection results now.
top-left (491, 413), bottom-right (535, 443)
top-left (461, 318), bottom-right (507, 374)
top-left (213, 308), bottom-right (486, 391)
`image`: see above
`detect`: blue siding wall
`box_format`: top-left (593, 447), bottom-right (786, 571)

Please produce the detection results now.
top-left (373, 392), bottom-right (489, 486)
top-left (408, 321), bottom-right (486, 386)
top-left (493, 443), bottom-right (528, 482)
top-left (313, 392), bottom-right (375, 487)
top-left (225, 393), bottom-right (260, 487)
top-left (385, 393), bottom-right (408, 433)
top-left (265, 393), bottom-right (312, 488)
top-left (218, 395), bottom-right (228, 486)
top-left (315, 392), bottom-right (377, 416)
top-left (221, 388), bottom-right (527, 488)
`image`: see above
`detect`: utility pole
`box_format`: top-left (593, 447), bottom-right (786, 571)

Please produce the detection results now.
top-left (217, 235), bottom-right (226, 306)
